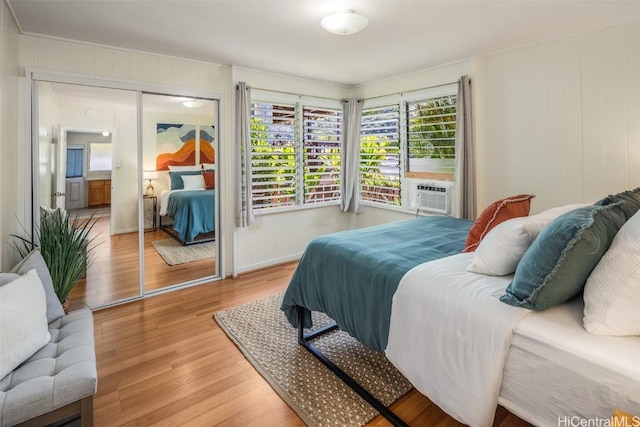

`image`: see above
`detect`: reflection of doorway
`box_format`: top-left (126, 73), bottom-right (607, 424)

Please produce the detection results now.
top-left (65, 146), bottom-right (84, 210)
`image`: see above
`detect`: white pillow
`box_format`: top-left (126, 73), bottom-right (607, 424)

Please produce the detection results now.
top-left (467, 203), bottom-right (591, 276)
top-left (0, 269), bottom-right (51, 380)
top-left (201, 163), bottom-right (215, 171)
top-left (583, 210), bottom-right (640, 336)
top-left (466, 215), bottom-right (549, 276)
top-left (168, 165), bottom-right (202, 171)
top-left (181, 174), bottom-right (205, 190)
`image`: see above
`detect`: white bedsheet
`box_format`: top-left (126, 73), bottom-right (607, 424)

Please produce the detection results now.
top-left (158, 188), bottom-right (204, 216)
top-left (385, 252), bottom-right (529, 427)
top-left (499, 297), bottom-right (640, 425)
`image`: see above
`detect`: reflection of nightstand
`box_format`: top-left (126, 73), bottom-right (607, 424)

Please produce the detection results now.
top-left (143, 195), bottom-right (157, 231)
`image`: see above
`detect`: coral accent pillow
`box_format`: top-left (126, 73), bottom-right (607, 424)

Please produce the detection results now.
top-left (203, 171), bottom-right (215, 189)
top-left (463, 194), bottom-right (535, 252)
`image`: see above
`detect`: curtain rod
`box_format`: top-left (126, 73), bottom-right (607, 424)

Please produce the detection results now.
top-left (249, 86), bottom-right (341, 102)
top-left (248, 78), bottom-right (463, 103)
top-left (363, 79), bottom-right (460, 102)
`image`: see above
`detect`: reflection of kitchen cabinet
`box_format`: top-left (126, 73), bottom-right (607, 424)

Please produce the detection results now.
top-left (88, 179), bottom-right (111, 207)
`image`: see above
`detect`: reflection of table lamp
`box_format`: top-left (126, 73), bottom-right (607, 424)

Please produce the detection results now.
top-left (143, 170), bottom-right (158, 196)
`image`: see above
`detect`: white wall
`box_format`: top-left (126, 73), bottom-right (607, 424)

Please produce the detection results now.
top-left (476, 19), bottom-right (640, 214)
top-left (1, 1), bottom-right (20, 270)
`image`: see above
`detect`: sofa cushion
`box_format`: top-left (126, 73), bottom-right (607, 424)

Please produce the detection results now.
top-left (0, 309), bottom-right (97, 427)
top-left (0, 270), bottom-right (51, 381)
top-left (500, 203), bottom-right (626, 311)
top-left (11, 248), bottom-right (65, 323)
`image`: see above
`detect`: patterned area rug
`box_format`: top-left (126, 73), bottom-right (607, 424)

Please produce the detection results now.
top-left (214, 292), bottom-right (412, 426)
top-left (151, 238), bottom-right (215, 266)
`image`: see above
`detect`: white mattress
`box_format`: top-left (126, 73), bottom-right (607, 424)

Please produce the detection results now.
top-left (499, 297), bottom-right (640, 425)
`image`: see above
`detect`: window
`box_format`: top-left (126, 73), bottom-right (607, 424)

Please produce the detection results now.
top-left (66, 147), bottom-right (84, 178)
top-left (88, 142), bottom-right (112, 172)
top-left (303, 107), bottom-right (342, 204)
top-left (406, 94), bottom-right (457, 176)
top-left (249, 99), bottom-right (343, 211)
top-left (360, 105), bottom-right (401, 206)
top-left (250, 102), bottom-right (297, 209)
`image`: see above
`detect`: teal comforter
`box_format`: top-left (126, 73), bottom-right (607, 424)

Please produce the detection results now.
top-left (280, 216), bottom-right (472, 351)
top-left (166, 190), bottom-right (215, 242)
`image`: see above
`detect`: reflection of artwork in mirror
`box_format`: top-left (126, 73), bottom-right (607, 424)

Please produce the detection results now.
top-left (199, 125), bottom-right (215, 164)
top-left (156, 123), bottom-right (197, 170)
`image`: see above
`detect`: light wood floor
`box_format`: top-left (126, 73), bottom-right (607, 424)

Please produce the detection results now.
top-left (92, 262), bottom-right (533, 427)
top-left (71, 216), bottom-right (215, 308)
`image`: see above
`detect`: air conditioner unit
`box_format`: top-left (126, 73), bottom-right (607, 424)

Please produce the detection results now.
top-left (415, 183), bottom-right (451, 214)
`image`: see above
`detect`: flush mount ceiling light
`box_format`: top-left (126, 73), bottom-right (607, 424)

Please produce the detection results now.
top-left (182, 99), bottom-right (205, 108)
top-left (321, 10), bottom-right (368, 35)
top-left (101, 131), bottom-right (110, 137)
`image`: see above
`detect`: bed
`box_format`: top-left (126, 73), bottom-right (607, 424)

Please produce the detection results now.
top-left (280, 211), bottom-right (640, 426)
top-left (159, 188), bottom-right (215, 244)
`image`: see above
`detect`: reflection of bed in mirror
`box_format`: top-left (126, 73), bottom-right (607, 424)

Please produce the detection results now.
top-left (159, 188), bottom-right (215, 245)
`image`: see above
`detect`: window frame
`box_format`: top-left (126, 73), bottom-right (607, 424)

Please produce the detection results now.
top-left (249, 91), bottom-right (343, 215)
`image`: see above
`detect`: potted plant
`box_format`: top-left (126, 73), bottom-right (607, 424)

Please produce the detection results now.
top-left (12, 208), bottom-right (100, 307)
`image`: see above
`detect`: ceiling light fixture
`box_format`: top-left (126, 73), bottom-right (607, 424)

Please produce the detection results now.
top-left (321, 10), bottom-right (368, 35)
top-left (182, 99), bottom-right (205, 108)
top-left (102, 131), bottom-right (110, 137)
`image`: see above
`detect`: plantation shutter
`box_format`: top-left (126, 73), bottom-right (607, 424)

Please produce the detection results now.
top-left (250, 102), bottom-right (298, 209)
top-left (359, 105), bottom-right (401, 206)
top-left (406, 94), bottom-right (457, 175)
top-left (303, 107), bottom-right (342, 204)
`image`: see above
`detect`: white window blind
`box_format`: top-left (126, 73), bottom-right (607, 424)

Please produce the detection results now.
top-left (303, 107), bottom-right (342, 204)
top-left (250, 102), bottom-right (298, 209)
top-left (406, 94), bottom-right (457, 175)
top-left (360, 105), bottom-right (401, 206)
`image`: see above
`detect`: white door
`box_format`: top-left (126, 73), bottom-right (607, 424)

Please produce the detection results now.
top-left (52, 125), bottom-right (67, 209)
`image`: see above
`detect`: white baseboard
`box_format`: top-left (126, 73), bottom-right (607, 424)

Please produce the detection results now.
top-left (235, 254), bottom-right (301, 275)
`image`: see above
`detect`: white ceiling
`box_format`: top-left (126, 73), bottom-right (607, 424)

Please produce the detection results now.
top-left (9, 1), bottom-right (640, 86)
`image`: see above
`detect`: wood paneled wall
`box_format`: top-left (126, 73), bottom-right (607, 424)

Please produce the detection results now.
top-left (476, 20), bottom-right (640, 213)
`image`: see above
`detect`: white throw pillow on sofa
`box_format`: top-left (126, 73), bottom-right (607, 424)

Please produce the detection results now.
top-left (0, 269), bottom-right (51, 380)
top-left (467, 203), bottom-right (590, 276)
top-left (583, 209), bottom-right (640, 336)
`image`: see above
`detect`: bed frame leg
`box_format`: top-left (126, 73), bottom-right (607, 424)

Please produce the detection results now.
top-left (296, 307), bottom-right (409, 427)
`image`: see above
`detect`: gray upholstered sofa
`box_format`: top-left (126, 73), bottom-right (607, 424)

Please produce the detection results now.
top-left (0, 308), bottom-right (97, 427)
top-left (0, 249), bottom-right (97, 427)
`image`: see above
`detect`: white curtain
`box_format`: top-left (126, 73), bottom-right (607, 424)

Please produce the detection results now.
top-left (235, 81), bottom-right (255, 227)
top-left (340, 99), bottom-right (363, 212)
top-left (454, 75), bottom-right (476, 219)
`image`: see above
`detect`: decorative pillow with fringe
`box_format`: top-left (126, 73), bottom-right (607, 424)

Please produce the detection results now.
top-left (463, 194), bottom-right (535, 253)
top-left (501, 203), bottom-right (626, 311)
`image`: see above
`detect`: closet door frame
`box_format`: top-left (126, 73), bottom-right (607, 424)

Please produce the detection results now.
top-left (23, 69), bottom-right (223, 309)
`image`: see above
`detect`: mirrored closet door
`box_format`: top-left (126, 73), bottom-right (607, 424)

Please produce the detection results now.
top-left (141, 94), bottom-right (218, 292)
top-left (36, 81), bottom-right (141, 308)
top-left (32, 77), bottom-right (220, 309)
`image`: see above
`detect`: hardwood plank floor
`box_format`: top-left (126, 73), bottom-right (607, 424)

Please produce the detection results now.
top-left (92, 262), bottom-right (532, 427)
top-left (70, 216), bottom-right (215, 309)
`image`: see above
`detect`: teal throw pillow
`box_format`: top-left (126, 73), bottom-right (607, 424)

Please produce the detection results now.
top-left (595, 189), bottom-right (640, 220)
top-left (169, 171), bottom-right (202, 190)
top-left (500, 203), bottom-right (626, 311)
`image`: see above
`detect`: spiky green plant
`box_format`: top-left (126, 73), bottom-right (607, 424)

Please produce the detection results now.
top-left (12, 209), bottom-right (100, 303)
